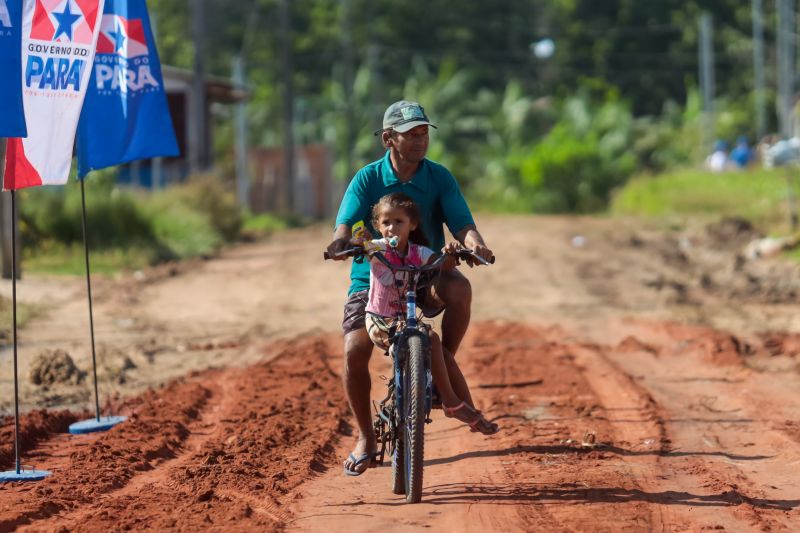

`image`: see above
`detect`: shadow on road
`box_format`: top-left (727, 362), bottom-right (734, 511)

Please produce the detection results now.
top-left (417, 482), bottom-right (800, 510)
top-left (425, 444), bottom-right (772, 467)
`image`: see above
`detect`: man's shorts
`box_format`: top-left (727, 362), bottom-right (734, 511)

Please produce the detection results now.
top-left (342, 277), bottom-right (446, 336)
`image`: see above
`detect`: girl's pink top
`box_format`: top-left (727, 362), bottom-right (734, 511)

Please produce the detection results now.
top-left (365, 239), bottom-right (435, 318)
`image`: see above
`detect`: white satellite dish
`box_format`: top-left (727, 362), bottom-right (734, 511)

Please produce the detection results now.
top-left (531, 38), bottom-right (555, 59)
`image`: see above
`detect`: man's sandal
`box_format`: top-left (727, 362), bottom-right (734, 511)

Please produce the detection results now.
top-left (343, 451), bottom-right (378, 477)
top-left (443, 401), bottom-right (500, 435)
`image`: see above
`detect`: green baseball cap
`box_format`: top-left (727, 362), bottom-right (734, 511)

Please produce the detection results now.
top-left (374, 100), bottom-right (437, 135)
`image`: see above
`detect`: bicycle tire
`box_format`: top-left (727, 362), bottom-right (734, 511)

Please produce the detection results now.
top-left (391, 434), bottom-right (405, 494)
top-left (403, 334), bottom-right (426, 503)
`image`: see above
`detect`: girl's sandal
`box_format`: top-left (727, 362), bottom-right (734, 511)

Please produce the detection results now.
top-left (468, 413), bottom-right (500, 436)
top-left (443, 402), bottom-right (500, 435)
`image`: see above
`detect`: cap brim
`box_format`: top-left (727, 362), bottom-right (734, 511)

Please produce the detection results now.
top-left (393, 121), bottom-right (437, 133)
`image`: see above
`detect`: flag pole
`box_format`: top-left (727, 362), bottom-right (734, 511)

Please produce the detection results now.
top-left (11, 190), bottom-right (20, 473)
top-left (67, 179), bottom-right (126, 435)
top-left (0, 188), bottom-right (50, 482)
top-left (80, 179), bottom-right (101, 422)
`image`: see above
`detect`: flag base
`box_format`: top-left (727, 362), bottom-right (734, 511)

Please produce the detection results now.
top-left (0, 469), bottom-right (51, 482)
top-left (68, 416), bottom-right (127, 435)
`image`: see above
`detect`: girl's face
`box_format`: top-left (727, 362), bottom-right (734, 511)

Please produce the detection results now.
top-left (375, 206), bottom-right (416, 250)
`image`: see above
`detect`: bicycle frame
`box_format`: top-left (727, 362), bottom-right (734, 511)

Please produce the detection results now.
top-left (372, 253), bottom-right (433, 469)
top-left (325, 245), bottom-right (493, 501)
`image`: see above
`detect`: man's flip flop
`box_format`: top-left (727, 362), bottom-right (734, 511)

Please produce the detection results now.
top-left (343, 452), bottom-right (375, 477)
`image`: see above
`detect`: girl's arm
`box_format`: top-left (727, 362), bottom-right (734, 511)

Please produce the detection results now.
top-left (364, 238), bottom-right (387, 262)
top-left (437, 241), bottom-right (462, 270)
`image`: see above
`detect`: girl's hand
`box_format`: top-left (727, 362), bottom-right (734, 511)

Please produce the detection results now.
top-left (440, 242), bottom-right (463, 270)
top-left (442, 241), bottom-right (463, 255)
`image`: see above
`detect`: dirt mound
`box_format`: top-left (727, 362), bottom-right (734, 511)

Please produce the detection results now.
top-left (29, 349), bottom-right (86, 389)
top-left (0, 334), bottom-right (348, 531)
top-left (0, 409), bottom-right (80, 469)
top-left (704, 217), bottom-right (761, 248)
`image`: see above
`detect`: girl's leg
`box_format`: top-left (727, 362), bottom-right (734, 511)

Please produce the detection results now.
top-left (429, 332), bottom-right (461, 407)
top-left (431, 332), bottom-right (499, 436)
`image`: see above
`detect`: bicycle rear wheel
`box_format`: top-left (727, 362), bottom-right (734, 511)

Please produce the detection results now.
top-left (403, 334), bottom-right (426, 503)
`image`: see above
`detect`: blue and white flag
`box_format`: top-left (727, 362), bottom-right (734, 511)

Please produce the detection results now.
top-left (0, 0), bottom-right (26, 137)
top-left (76, 0), bottom-right (178, 177)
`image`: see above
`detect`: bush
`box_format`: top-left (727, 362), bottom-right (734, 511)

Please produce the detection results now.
top-left (20, 174), bottom-right (153, 248)
top-left (166, 177), bottom-right (243, 241)
top-left (19, 173), bottom-right (247, 272)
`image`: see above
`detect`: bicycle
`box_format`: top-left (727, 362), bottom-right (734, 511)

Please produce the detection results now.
top-left (325, 245), bottom-right (492, 503)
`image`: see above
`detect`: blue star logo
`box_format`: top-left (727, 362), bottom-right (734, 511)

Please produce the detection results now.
top-left (53, 1), bottom-right (81, 41)
top-left (108, 23), bottom-right (126, 52)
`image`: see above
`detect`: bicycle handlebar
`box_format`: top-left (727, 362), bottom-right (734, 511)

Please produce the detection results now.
top-left (323, 246), bottom-right (495, 268)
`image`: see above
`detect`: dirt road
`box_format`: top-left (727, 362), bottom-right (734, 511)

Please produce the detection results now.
top-left (1, 215), bottom-right (799, 531)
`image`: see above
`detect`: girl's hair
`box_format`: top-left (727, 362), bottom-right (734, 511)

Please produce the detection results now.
top-left (371, 192), bottom-right (430, 247)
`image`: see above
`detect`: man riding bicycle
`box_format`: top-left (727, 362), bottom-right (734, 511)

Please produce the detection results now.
top-left (326, 100), bottom-right (494, 476)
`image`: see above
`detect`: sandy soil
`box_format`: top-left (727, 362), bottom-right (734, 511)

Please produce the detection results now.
top-left (1, 215), bottom-right (799, 531)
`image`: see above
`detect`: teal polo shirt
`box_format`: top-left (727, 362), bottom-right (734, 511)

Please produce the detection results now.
top-left (336, 151), bottom-right (475, 294)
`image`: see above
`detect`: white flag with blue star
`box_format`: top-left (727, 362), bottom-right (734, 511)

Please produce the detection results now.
top-left (4, 0), bottom-right (106, 190)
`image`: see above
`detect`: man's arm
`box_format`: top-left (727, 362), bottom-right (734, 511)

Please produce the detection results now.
top-left (326, 224), bottom-right (353, 261)
top-left (454, 224), bottom-right (494, 265)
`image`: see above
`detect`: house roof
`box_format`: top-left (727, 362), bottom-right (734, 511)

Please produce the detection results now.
top-left (162, 65), bottom-right (250, 103)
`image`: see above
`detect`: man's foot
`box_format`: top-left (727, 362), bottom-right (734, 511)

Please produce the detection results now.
top-left (343, 440), bottom-right (377, 476)
top-left (343, 451), bottom-right (378, 476)
top-left (443, 401), bottom-right (500, 436)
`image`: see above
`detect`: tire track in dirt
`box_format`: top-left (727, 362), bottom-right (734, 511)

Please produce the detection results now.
top-left (594, 321), bottom-right (800, 532)
top-left (1, 321), bottom-right (798, 531)
top-left (288, 323), bottom-right (685, 531)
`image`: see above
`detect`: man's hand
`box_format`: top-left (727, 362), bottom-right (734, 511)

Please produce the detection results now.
top-left (326, 237), bottom-right (352, 261)
top-left (454, 225), bottom-right (494, 267)
top-left (469, 243), bottom-right (494, 266)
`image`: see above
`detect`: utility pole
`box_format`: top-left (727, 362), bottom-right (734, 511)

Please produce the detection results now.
top-left (341, 0), bottom-right (355, 181)
top-left (777, 0), bottom-right (799, 231)
top-left (190, 0), bottom-right (208, 174)
top-left (752, 0), bottom-right (766, 139)
top-left (698, 12), bottom-right (715, 153)
top-left (233, 56), bottom-right (249, 207)
top-left (279, 0), bottom-right (295, 213)
top-left (777, 0), bottom-right (795, 139)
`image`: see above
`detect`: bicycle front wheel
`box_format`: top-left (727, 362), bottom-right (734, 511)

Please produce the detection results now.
top-left (403, 334), bottom-right (426, 503)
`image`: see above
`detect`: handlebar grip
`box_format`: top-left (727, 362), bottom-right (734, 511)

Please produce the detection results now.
top-left (489, 255), bottom-right (496, 264)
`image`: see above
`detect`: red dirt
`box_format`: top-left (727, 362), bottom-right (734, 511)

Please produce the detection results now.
top-left (1, 216), bottom-right (799, 531)
top-left (1, 336), bottom-right (349, 532)
top-left (2, 322), bottom-right (799, 531)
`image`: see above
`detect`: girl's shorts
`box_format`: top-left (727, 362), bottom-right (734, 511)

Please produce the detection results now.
top-left (365, 313), bottom-right (395, 350)
top-left (366, 313), bottom-right (432, 351)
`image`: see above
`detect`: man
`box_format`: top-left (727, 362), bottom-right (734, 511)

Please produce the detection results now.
top-left (327, 100), bottom-right (493, 476)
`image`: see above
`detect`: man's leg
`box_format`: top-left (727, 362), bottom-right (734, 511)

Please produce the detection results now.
top-left (341, 289), bottom-right (376, 474)
top-left (429, 269), bottom-right (472, 356)
top-left (342, 328), bottom-right (376, 471)
top-left (429, 270), bottom-right (474, 406)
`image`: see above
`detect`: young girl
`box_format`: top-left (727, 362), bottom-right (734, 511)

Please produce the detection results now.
top-left (361, 192), bottom-right (498, 435)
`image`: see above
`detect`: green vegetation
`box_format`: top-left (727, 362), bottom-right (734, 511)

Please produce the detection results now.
top-left (18, 175), bottom-right (295, 275)
top-left (0, 297), bottom-right (39, 342)
top-left (610, 168), bottom-right (799, 233)
top-left (147, 0), bottom-right (766, 214)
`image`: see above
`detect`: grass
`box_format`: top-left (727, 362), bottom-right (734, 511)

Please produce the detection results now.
top-left (610, 167), bottom-right (800, 234)
top-left (23, 243), bottom-right (154, 276)
top-left (242, 211), bottom-right (305, 234)
top-left (0, 296), bottom-right (41, 341)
